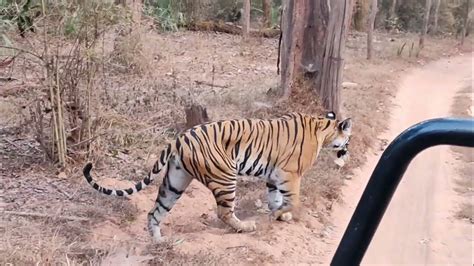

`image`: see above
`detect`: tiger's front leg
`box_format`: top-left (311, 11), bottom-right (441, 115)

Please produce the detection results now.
top-left (268, 171), bottom-right (301, 221)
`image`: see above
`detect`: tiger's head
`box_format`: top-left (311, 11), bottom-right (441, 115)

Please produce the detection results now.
top-left (319, 111), bottom-right (352, 155)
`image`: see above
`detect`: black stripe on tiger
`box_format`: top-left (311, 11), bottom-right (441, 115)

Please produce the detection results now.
top-left (82, 144), bottom-right (171, 197)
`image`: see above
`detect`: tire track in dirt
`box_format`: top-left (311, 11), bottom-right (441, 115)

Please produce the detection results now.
top-left (322, 54), bottom-right (473, 264)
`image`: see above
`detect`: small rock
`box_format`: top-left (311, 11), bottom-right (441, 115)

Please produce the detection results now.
top-left (342, 82), bottom-right (360, 89)
top-left (255, 199), bottom-right (263, 208)
top-left (419, 238), bottom-right (430, 245)
top-left (253, 101), bottom-right (273, 108)
top-left (57, 172), bottom-right (67, 179)
top-left (468, 106), bottom-right (474, 117)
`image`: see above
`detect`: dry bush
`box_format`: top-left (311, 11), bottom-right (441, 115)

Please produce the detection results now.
top-left (1, 218), bottom-right (107, 264)
top-left (110, 27), bottom-right (152, 75)
top-left (1, 1), bottom-right (147, 168)
top-left (1, 169), bottom-right (139, 265)
top-left (450, 85), bottom-right (473, 223)
top-left (456, 202), bottom-right (473, 223)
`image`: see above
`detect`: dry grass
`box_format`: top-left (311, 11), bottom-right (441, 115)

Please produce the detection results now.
top-left (0, 23), bottom-right (468, 264)
top-left (450, 85), bottom-right (473, 224)
top-left (110, 26), bottom-right (152, 76)
top-left (0, 160), bottom-right (139, 264)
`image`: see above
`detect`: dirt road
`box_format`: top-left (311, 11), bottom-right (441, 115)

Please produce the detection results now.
top-left (324, 54), bottom-right (473, 264)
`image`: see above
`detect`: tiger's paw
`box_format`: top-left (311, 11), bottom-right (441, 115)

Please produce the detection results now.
top-left (237, 220), bottom-right (257, 232)
top-left (271, 208), bottom-right (288, 220)
top-left (148, 223), bottom-right (163, 243)
top-left (277, 212), bottom-right (293, 222)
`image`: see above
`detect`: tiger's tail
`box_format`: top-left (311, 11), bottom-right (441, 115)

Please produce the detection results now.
top-left (83, 144), bottom-right (173, 197)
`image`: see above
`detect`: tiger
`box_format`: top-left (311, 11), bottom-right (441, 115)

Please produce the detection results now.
top-left (83, 111), bottom-right (352, 242)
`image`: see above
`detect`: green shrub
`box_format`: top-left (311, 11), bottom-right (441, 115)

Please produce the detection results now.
top-left (144, 0), bottom-right (185, 31)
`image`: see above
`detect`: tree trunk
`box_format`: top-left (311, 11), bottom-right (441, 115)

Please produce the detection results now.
top-left (280, 0), bottom-right (353, 113)
top-left (184, 0), bottom-right (214, 23)
top-left (389, 0), bottom-right (397, 18)
top-left (419, 0), bottom-right (432, 49)
top-left (367, 0), bottom-right (378, 59)
top-left (262, 0), bottom-right (272, 28)
top-left (460, 0), bottom-right (471, 45)
top-left (432, 0), bottom-right (441, 34)
top-left (279, 0), bottom-right (304, 98)
top-left (353, 0), bottom-right (370, 31)
top-left (242, 0), bottom-right (251, 37)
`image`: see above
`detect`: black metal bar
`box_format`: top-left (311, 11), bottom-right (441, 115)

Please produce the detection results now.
top-left (331, 118), bottom-right (474, 266)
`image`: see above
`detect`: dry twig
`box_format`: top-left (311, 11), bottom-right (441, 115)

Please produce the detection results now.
top-left (3, 211), bottom-right (89, 222)
top-left (194, 80), bottom-right (228, 88)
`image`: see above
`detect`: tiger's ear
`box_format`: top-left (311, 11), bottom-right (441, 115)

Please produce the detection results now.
top-left (338, 118), bottom-right (352, 134)
top-left (325, 111), bottom-right (336, 120)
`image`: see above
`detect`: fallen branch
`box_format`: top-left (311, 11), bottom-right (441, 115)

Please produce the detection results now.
top-left (3, 138), bottom-right (21, 149)
top-left (0, 45), bottom-right (43, 61)
top-left (0, 83), bottom-right (42, 97)
top-left (0, 77), bottom-right (18, 82)
top-left (68, 133), bottom-right (107, 148)
top-left (3, 211), bottom-right (89, 222)
top-left (187, 21), bottom-right (280, 38)
top-left (49, 182), bottom-right (72, 199)
top-left (194, 80), bottom-right (228, 88)
top-left (0, 57), bottom-right (15, 69)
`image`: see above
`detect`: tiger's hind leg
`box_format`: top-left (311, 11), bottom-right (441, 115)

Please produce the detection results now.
top-left (209, 178), bottom-right (257, 233)
top-left (271, 172), bottom-right (301, 220)
top-left (266, 181), bottom-right (293, 222)
top-left (147, 158), bottom-right (192, 242)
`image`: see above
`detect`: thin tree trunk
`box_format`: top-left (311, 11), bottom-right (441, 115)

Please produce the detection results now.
top-left (242, 0), bottom-right (251, 37)
top-left (317, 0), bottom-right (353, 113)
top-left (262, 0), bottom-right (272, 28)
top-left (389, 0), bottom-right (397, 18)
top-left (460, 0), bottom-right (471, 45)
top-left (280, 0), bottom-right (353, 113)
top-left (432, 0), bottom-right (441, 34)
top-left (367, 0), bottom-right (378, 59)
top-left (419, 0), bottom-right (432, 49)
top-left (353, 0), bottom-right (370, 31)
top-left (279, 0), bottom-right (304, 98)
top-left (184, 0), bottom-right (196, 23)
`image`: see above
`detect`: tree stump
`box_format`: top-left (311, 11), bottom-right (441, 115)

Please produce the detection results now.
top-left (184, 104), bottom-right (209, 129)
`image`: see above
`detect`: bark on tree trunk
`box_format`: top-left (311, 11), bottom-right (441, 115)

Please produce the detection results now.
top-left (389, 0), bottom-right (397, 18)
top-left (367, 0), bottom-right (378, 60)
top-left (184, 0), bottom-right (213, 23)
top-left (242, 0), bottom-right (251, 37)
top-left (279, 0), bottom-right (353, 113)
top-left (353, 0), bottom-right (370, 31)
top-left (432, 0), bottom-right (441, 34)
top-left (262, 0), bottom-right (272, 28)
top-left (460, 0), bottom-right (471, 45)
top-left (279, 0), bottom-right (304, 98)
top-left (419, 0), bottom-right (432, 49)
